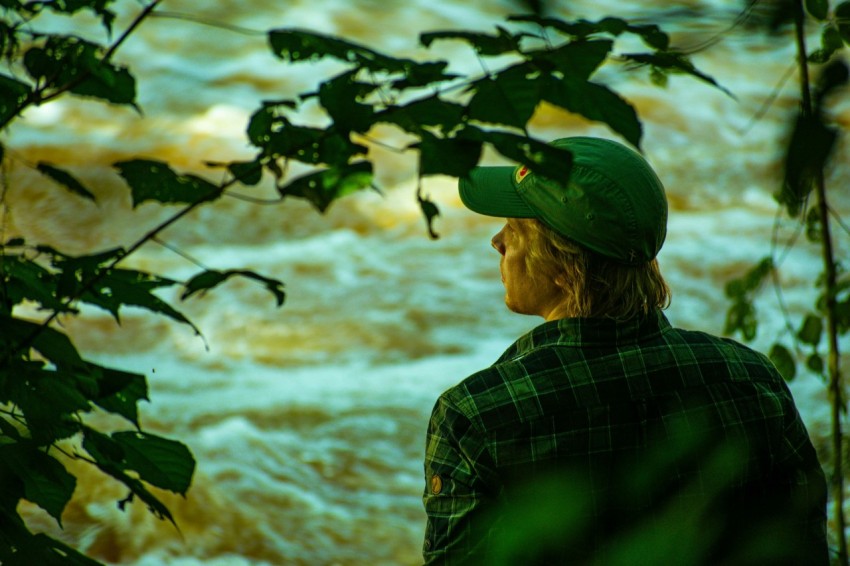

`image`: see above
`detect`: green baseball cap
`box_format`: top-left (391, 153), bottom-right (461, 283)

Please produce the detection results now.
top-left (458, 136), bottom-right (667, 265)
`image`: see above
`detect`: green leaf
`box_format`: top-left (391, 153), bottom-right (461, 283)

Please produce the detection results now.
top-left (31, 0), bottom-right (117, 33)
top-left (626, 23), bottom-right (670, 50)
top-left (542, 76), bottom-right (642, 148)
top-left (418, 192), bottom-right (441, 240)
top-left (318, 71), bottom-right (377, 133)
top-left (36, 162), bottom-right (96, 201)
top-left (280, 161), bottom-right (374, 212)
top-left (2, 316), bottom-right (86, 370)
top-left (0, 444), bottom-right (75, 525)
top-left (269, 29), bottom-right (406, 73)
top-left (228, 160), bottom-right (263, 186)
top-left (464, 129), bottom-right (574, 182)
top-left (93, 269), bottom-right (200, 333)
top-left (391, 60), bottom-right (458, 89)
top-left (797, 314), bottom-right (823, 345)
top-left (89, 364), bottom-right (149, 427)
top-left (378, 95), bottom-right (466, 135)
top-left (115, 159), bottom-right (222, 207)
top-left (810, 25), bottom-right (844, 63)
top-left (0, 253), bottom-right (71, 312)
top-left (416, 132), bottom-right (482, 177)
top-left (724, 257), bottom-right (774, 298)
top-left (113, 431), bottom-right (195, 495)
top-left (622, 52), bottom-right (733, 98)
top-left (468, 65), bottom-right (541, 128)
top-left (508, 15), bottom-right (669, 49)
top-left (724, 300), bottom-right (758, 341)
top-left (527, 39), bottom-right (613, 80)
top-left (780, 114), bottom-right (837, 217)
top-left (837, 2), bottom-right (850, 43)
top-left (806, 0), bottom-right (830, 20)
top-left (769, 343), bottom-right (797, 381)
top-left (0, 74), bottom-right (31, 128)
top-left (182, 269), bottom-right (286, 307)
top-left (81, 428), bottom-right (177, 524)
top-left (24, 36), bottom-right (136, 106)
top-left (420, 27), bottom-right (521, 55)
top-left (806, 353), bottom-right (824, 374)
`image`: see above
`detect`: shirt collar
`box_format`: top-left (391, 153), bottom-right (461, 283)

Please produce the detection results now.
top-left (496, 308), bottom-right (672, 363)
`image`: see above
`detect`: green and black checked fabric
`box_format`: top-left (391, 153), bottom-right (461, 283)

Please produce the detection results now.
top-left (422, 310), bottom-right (827, 565)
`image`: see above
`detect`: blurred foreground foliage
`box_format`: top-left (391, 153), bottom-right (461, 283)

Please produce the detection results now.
top-left (0, 0), bottom-right (845, 563)
top-left (719, 1), bottom-right (849, 561)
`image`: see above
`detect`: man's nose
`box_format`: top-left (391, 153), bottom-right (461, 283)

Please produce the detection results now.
top-left (491, 232), bottom-right (506, 255)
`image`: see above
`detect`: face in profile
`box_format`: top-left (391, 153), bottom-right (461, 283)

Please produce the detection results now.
top-left (490, 219), bottom-right (566, 321)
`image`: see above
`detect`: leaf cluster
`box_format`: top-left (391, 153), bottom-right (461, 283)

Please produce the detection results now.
top-left (726, 0), bottom-right (850, 390)
top-left (0, 3), bottom-right (287, 563)
top-left (252, 16), bottom-right (726, 235)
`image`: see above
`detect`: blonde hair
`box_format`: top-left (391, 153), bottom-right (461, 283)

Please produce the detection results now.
top-left (522, 219), bottom-right (671, 320)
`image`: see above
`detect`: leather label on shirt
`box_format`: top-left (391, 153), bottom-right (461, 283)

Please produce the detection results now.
top-left (430, 474), bottom-right (443, 495)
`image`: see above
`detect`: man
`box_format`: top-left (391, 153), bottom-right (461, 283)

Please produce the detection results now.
top-left (422, 137), bottom-right (828, 565)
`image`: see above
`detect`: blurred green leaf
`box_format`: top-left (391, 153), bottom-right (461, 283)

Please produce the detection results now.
top-left (91, 268), bottom-right (199, 333)
top-left (28, 0), bottom-right (117, 33)
top-left (0, 253), bottom-right (71, 312)
top-left (542, 76), bottom-right (642, 148)
top-left (0, 444), bottom-right (75, 525)
top-left (468, 65), bottom-right (541, 129)
top-left (416, 132), bottom-right (482, 177)
top-left (509, 15), bottom-right (669, 50)
top-left (725, 300), bottom-right (758, 341)
top-left (89, 363), bottom-right (149, 427)
top-left (205, 159), bottom-right (264, 186)
top-left (2, 316), bottom-right (86, 370)
top-left (36, 163), bottom-right (96, 202)
top-left (418, 192), bottom-right (441, 239)
top-left (621, 52), bottom-right (733, 98)
top-left (806, 352), bottom-right (824, 374)
top-left (318, 70), bottom-right (377, 133)
top-left (391, 60), bottom-right (458, 89)
top-left (420, 27), bottom-right (522, 55)
top-left (7, 369), bottom-right (88, 444)
top-left (798, 313), bottom-right (824, 345)
top-left (0, 74), bottom-right (31, 127)
top-left (836, 297), bottom-right (850, 332)
top-left (809, 25), bottom-right (843, 63)
top-left (24, 36), bottom-right (136, 106)
top-left (82, 428), bottom-right (177, 525)
top-left (269, 28), bottom-right (408, 73)
top-left (527, 39), bottom-right (613, 80)
top-left (780, 114), bottom-right (836, 217)
top-left (837, 2), bottom-right (850, 43)
top-left (280, 161), bottom-right (373, 212)
top-left (724, 257), bottom-right (774, 298)
top-left (378, 95), bottom-right (466, 135)
top-left (769, 343), bottom-right (797, 381)
top-left (806, 0), bottom-right (830, 20)
top-left (182, 269), bottom-right (286, 307)
top-left (115, 159), bottom-right (222, 207)
top-left (464, 129), bottom-right (574, 182)
top-left (113, 431), bottom-right (195, 495)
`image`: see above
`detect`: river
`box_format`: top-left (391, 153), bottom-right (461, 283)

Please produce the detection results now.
top-left (4, 0), bottom-right (849, 564)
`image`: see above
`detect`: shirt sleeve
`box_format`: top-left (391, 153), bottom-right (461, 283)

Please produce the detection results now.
top-left (422, 391), bottom-right (498, 565)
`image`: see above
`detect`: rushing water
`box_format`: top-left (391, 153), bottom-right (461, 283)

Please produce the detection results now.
top-left (5, 0), bottom-right (850, 564)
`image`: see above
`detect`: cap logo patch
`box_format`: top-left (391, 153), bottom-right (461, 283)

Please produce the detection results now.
top-left (515, 165), bottom-right (531, 185)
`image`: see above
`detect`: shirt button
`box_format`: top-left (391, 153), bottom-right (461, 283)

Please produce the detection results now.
top-left (430, 474), bottom-right (443, 495)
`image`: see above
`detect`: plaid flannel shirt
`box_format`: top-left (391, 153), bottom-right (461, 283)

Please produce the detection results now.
top-left (422, 310), bottom-right (827, 565)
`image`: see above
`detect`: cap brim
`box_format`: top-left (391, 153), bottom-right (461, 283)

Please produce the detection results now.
top-left (458, 166), bottom-right (537, 218)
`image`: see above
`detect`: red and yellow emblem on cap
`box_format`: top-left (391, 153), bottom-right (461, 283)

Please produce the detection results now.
top-left (515, 165), bottom-right (531, 185)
